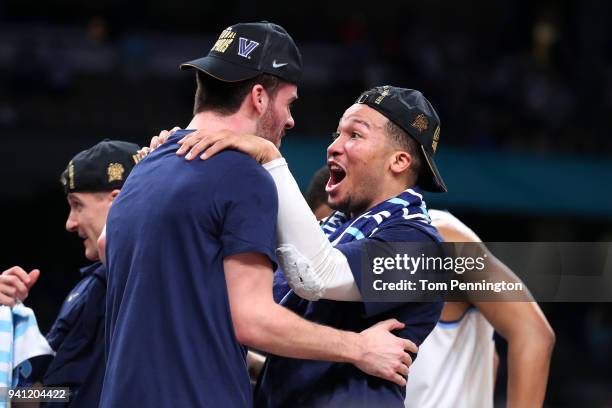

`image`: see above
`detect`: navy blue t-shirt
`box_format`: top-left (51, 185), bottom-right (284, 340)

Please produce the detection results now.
top-left (256, 222), bottom-right (444, 408)
top-left (101, 131), bottom-right (278, 408)
top-left (43, 262), bottom-right (106, 408)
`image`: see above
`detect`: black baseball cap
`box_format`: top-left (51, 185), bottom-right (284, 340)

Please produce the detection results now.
top-left (60, 139), bottom-right (141, 194)
top-left (180, 21), bottom-right (302, 84)
top-left (355, 86), bottom-right (447, 193)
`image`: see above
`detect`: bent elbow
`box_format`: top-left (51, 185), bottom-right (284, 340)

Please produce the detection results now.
top-left (542, 324), bottom-right (556, 354)
top-left (232, 311), bottom-right (267, 348)
top-left (234, 321), bottom-right (255, 346)
top-left (533, 313), bottom-right (556, 354)
top-left (506, 314), bottom-right (556, 358)
top-left (528, 320), bottom-right (556, 358)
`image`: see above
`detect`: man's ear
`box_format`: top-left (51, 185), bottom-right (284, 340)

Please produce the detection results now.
top-left (109, 189), bottom-right (121, 201)
top-left (389, 151), bottom-right (412, 175)
top-left (249, 84), bottom-right (269, 116)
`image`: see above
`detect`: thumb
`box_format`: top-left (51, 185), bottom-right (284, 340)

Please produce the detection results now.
top-left (27, 269), bottom-right (40, 289)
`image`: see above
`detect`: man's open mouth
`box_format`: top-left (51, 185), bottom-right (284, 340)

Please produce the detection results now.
top-left (326, 161), bottom-right (347, 192)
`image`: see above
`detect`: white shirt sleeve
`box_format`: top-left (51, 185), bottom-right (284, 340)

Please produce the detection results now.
top-left (263, 158), bottom-right (362, 301)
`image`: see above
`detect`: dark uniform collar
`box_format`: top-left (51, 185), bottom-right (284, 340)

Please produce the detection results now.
top-left (79, 262), bottom-right (106, 282)
top-left (79, 262), bottom-right (102, 277)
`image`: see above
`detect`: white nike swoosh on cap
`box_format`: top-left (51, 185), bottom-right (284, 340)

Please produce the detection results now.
top-left (272, 60), bottom-right (288, 68)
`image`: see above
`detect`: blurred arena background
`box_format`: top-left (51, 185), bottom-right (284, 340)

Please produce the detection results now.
top-left (1, 0), bottom-right (611, 406)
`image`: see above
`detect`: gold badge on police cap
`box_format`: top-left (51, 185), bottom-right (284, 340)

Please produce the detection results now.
top-left (107, 163), bottom-right (125, 183)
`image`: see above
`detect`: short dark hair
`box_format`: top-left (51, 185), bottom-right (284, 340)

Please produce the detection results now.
top-left (305, 166), bottom-right (330, 211)
top-left (193, 72), bottom-right (283, 116)
top-left (384, 120), bottom-right (423, 179)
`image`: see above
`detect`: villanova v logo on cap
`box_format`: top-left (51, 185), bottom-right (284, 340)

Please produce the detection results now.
top-left (180, 22), bottom-right (303, 84)
top-left (237, 37), bottom-right (259, 58)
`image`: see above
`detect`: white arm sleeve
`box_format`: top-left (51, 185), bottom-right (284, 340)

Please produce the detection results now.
top-left (263, 158), bottom-right (362, 301)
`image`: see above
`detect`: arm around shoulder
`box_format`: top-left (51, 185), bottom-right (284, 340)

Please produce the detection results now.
top-left (223, 252), bottom-right (417, 386)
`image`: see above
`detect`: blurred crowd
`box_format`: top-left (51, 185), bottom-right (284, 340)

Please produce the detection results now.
top-left (1, 1), bottom-right (611, 155)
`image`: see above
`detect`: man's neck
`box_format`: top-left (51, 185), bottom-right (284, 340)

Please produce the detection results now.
top-left (349, 182), bottom-right (415, 219)
top-left (187, 111), bottom-right (256, 134)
